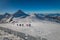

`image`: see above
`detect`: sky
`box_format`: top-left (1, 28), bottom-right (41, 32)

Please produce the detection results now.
top-left (0, 0), bottom-right (60, 14)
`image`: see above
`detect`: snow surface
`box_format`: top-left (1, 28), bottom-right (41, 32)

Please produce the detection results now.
top-left (0, 20), bottom-right (60, 40)
top-left (0, 15), bottom-right (60, 40)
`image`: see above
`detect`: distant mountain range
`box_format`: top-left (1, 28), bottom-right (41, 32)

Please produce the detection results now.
top-left (0, 10), bottom-right (60, 23)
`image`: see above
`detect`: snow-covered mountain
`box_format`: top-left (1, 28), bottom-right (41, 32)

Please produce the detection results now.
top-left (0, 10), bottom-right (60, 23)
top-left (4, 13), bottom-right (11, 18)
top-left (0, 13), bottom-right (12, 23)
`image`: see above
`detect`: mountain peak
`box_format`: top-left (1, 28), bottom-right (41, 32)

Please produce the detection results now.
top-left (16, 10), bottom-right (24, 14)
top-left (3, 13), bottom-right (11, 18)
top-left (13, 10), bottom-right (29, 18)
top-left (18, 10), bottom-right (23, 12)
top-left (4, 13), bottom-right (10, 15)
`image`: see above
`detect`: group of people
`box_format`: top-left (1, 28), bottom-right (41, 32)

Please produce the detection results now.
top-left (17, 24), bottom-right (31, 27)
